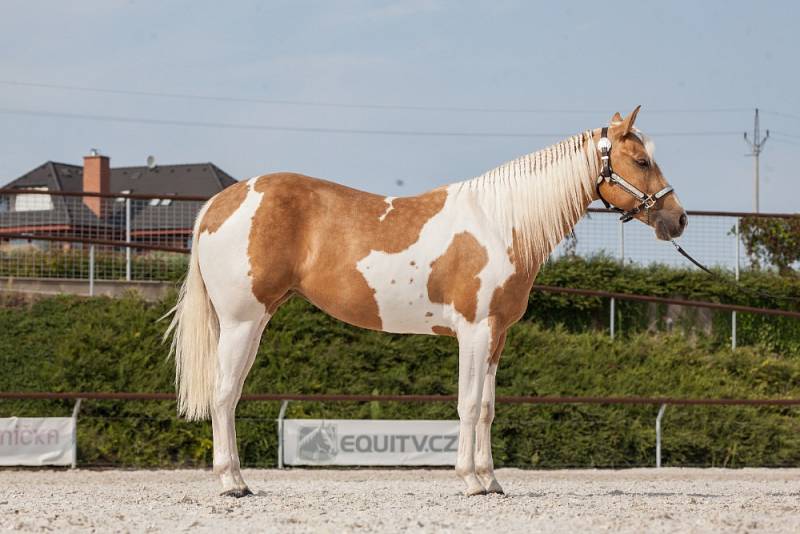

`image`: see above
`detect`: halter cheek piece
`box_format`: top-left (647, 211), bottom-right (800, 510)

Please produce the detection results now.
top-left (596, 127), bottom-right (674, 223)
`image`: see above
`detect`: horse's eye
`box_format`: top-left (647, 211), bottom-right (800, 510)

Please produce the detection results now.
top-left (636, 159), bottom-right (650, 168)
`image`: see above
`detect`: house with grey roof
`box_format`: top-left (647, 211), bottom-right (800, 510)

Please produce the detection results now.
top-left (0, 152), bottom-right (237, 250)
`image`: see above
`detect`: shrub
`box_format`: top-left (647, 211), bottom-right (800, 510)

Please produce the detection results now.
top-left (1, 294), bottom-right (799, 468)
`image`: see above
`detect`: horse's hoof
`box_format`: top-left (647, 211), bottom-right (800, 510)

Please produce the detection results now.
top-left (465, 486), bottom-right (487, 497)
top-left (220, 487), bottom-right (253, 498)
top-left (485, 481), bottom-right (505, 495)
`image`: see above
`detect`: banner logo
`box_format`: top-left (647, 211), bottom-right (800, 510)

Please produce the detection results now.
top-left (0, 417), bottom-right (75, 466)
top-left (297, 422), bottom-right (339, 461)
top-left (283, 419), bottom-right (459, 466)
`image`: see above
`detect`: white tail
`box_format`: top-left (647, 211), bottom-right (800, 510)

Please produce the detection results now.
top-left (164, 205), bottom-right (219, 420)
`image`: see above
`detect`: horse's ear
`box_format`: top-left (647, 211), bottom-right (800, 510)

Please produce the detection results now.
top-left (620, 105), bottom-right (642, 136)
top-left (611, 112), bottom-right (623, 124)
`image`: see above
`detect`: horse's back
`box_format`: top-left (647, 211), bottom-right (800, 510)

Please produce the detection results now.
top-left (197, 172), bottom-right (451, 329)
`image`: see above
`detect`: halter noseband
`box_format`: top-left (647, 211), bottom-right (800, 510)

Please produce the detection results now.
top-left (596, 127), bottom-right (674, 223)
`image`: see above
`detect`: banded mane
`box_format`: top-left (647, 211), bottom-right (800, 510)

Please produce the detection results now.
top-left (455, 131), bottom-right (599, 271)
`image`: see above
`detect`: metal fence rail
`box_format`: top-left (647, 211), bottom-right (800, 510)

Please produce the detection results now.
top-left (3, 391), bottom-right (799, 469)
top-left (532, 285), bottom-right (800, 319)
top-left (4, 391), bottom-right (800, 406)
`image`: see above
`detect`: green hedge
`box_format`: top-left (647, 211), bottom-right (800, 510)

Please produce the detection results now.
top-left (532, 256), bottom-right (800, 355)
top-left (1, 251), bottom-right (797, 351)
top-left (1, 293), bottom-right (799, 468)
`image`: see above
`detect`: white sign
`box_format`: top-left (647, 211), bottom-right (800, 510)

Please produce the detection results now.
top-left (282, 419), bottom-right (459, 466)
top-left (0, 417), bottom-right (76, 466)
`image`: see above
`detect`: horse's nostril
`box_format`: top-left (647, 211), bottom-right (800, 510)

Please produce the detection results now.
top-left (679, 213), bottom-right (688, 228)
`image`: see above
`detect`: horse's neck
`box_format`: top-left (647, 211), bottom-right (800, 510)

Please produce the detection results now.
top-left (453, 130), bottom-right (599, 271)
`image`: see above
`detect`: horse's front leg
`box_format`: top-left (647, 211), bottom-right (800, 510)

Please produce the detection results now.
top-left (455, 322), bottom-right (493, 496)
top-left (475, 331), bottom-right (506, 494)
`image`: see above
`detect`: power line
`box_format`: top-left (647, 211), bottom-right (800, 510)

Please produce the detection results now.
top-left (0, 79), bottom-right (755, 115)
top-left (0, 108), bottom-right (569, 138)
top-left (761, 110), bottom-right (800, 123)
top-left (771, 137), bottom-right (800, 146)
top-left (0, 107), bottom-right (745, 139)
top-left (772, 131), bottom-right (800, 139)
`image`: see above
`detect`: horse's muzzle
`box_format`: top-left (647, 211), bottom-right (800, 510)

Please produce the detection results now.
top-left (653, 210), bottom-right (687, 240)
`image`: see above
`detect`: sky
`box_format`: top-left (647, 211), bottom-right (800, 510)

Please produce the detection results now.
top-left (1, 0), bottom-right (798, 213)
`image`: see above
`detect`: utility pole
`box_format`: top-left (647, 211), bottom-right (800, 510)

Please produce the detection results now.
top-left (743, 108), bottom-right (769, 213)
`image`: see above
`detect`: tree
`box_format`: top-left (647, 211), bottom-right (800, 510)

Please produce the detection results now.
top-left (739, 215), bottom-right (800, 275)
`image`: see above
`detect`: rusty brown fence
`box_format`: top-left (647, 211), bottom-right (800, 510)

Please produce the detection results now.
top-left (3, 390), bottom-right (800, 406)
top-left (3, 391), bottom-right (800, 468)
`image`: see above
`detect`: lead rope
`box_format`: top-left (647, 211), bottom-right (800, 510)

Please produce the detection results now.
top-left (670, 240), bottom-right (800, 303)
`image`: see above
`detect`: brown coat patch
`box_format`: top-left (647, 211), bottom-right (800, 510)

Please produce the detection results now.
top-left (199, 180), bottom-right (249, 235)
top-left (246, 173), bottom-right (447, 329)
top-left (489, 331), bottom-right (507, 365)
top-left (427, 232), bottom-right (489, 323)
top-left (488, 235), bottom-right (537, 342)
top-left (431, 325), bottom-right (456, 337)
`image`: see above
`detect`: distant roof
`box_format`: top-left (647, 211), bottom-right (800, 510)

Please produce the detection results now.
top-left (6, 161), bottom-right (237, 197)
top-left (0, 161), bottom-right (238, 233)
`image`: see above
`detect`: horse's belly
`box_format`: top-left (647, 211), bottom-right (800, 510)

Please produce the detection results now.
top-left (300, 271), bottom-right (449, 335)
top-left (367, 283), bottom-right (451, 335)
top-left (355, 252), bottom-right (462, 335)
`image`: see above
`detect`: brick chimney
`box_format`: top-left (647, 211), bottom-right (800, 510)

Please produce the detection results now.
top-left (83, 149), bottom-right (110, 217)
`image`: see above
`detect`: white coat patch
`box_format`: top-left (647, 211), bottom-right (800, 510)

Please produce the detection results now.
top-left (197, 177), bottom-right (266, 322)
top-left (357, 187), bottom-right (516, 335)
top-left (378, 196), bottom-right (396, 222)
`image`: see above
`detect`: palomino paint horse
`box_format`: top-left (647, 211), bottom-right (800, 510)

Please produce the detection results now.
top-left (167, 106), bottom-right (686, 497)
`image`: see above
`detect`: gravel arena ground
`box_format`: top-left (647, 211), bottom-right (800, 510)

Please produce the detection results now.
top-left (2, 468), bottom-right (799, 533)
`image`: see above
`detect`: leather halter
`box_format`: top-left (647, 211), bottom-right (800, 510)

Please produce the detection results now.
top-left (596, 127), bottom-right (674, 223)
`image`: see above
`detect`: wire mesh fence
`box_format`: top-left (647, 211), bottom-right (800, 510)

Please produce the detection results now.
top-left (552, 208), bottom-right (751, 270)
top-left (0, 188), bottom-right (795, 281)
top-left (0, 188), bottom-right (200, 281)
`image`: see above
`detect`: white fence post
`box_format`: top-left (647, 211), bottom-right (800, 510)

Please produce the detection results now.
top-left (611, 220), bottom-right (624, 340)
top-left (71, 398), bottom-right (82, 469)
top-left (656, 403), bottom-right (667, 468)
top-left (88, 245), bottom-right (95, 296)
top-left (277, 400), bottom-right (289, 469)
top-left (609, 297), bottom-right (615, 340)
top-left (732, 218), bottom-right (741, 350)
top-left (125, 197), bottom-right (132, 281)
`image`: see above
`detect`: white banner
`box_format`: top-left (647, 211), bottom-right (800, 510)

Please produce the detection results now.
top-left (0, 417), bottom-right (76, 466)
top-left (282, 419), bottom-right (459, 466)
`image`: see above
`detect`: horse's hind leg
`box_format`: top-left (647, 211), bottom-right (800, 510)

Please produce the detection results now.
top-left (213, 315), bottom-right (269, 497)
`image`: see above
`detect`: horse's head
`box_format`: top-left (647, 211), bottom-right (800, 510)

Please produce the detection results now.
top-left (595, 106), bottom-right (687, 240)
